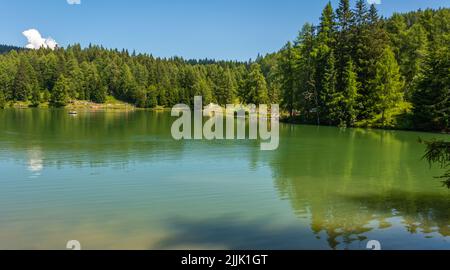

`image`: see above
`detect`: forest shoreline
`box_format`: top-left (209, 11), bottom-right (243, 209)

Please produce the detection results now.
top-left (3, 101), bottom-right (449, 135)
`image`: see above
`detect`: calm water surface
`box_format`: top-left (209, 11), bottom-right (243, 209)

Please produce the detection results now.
top-left (0, 109), bottom-right (448, 250)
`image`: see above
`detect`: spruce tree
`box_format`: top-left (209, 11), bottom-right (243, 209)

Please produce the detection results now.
top-left (335, 0), bottom-right (354, 96)
top-left (51, 75), bottom-right (69, 107)
top-left (296, 23), bottom-right (318, 123)
top-left (413, 46), bottom-right (450, 131)
top-left (316, 2), bottom-right (337, 123)
top-left (13, 58), bottom-right (36, 101)
top-left (245, 63), bottom-right (269, 105)
top-left (342, 59), bottom-right (359, 126)
top-left (146, 85), bottom-right (158, 108)
top-left (30, 85), bottom-right (41, 107)
top-left (321, 51), bottom-right (337, 125)
top-left (372, 47), bottom-right (404, 127)
top-left (279, 42), bottom-right (298, 117)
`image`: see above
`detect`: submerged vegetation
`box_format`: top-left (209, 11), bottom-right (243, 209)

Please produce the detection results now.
top-left (0, 1), bottom-right (449, 133)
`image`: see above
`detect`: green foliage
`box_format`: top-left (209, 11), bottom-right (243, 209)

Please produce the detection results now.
top-left (30, 85), bottom-right (41, 107)
top-left (371, 47), bottom-right (404, 127)
top-left (134, 86), bottom-right (148, 108)
top-left (146, 85), bottom-right (158, 108)
top-left (341, 59), bottom-right (359, 126)
top-left (13, 57), bottom-right (37, 101)
top-left (412, 45), bottom-right (450, 132)
top-left (245, 63), bottom-right (269, 105)
top-left (274, 3), bottom-right (448, 131)
top-left (0, 44), bottom-right (260, 109)
top-left (42, 89), bottom-right (51, 103)
top-left (0, 5), bottom-right (448, 132)
top-left (0, 90), bottom-right (5, 109)
top-left (50, 75), bottom-right (69, 107)
top-left (279, 42), bottom-right (298, 117)
top-left (421, 139), bottom-right (450, 188)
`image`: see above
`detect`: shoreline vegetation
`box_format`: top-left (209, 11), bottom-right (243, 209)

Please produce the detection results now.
top-left (2, 102), bottom-right (448, 135)
top-left (0, 1), bottom-right (449, 133)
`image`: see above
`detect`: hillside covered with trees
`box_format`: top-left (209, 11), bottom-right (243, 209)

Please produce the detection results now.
top-left (0, 1), bottom-right (448, 132)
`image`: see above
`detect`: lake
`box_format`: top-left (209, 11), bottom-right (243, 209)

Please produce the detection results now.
top-left (0, 109), bottom-right (448, 250)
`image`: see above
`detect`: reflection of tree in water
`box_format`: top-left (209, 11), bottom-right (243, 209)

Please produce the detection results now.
top-left (343, 191), bottom-right (449, 237)
top-left (0, 109), bottom-right (183, 167)
top-left (271, 124), bottom-right (450, 249)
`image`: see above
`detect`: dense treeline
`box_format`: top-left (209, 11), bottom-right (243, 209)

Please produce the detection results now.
top-left (0, 44), bottom-right (259, 110)
top-left (270, 1), bottom-right (449, 131)
top-left (0, 1), bottom-right (448, 132)
top-left (0, 44), bottom-right (24, 54)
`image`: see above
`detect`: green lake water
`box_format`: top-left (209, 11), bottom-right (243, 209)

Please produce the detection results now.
top-left (0, 109), bottom-right (448, 250)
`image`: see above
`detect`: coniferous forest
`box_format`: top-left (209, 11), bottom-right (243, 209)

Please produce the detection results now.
top-left (0, 1), bottom-right (449, 132)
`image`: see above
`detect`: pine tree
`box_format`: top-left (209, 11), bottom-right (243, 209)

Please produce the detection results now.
top-left (358, 3), bottom-right (389, 120)
top-left (117, 63), bottom-right (136, 102)
top-left (321, 51), bottom-right (337, 125)
top-left (213, 67), bottom-right (236, 105)
top-left (135, 86), bottom-right (148, 108)
top-left (85, 64), bottom-right (106, 103)
top-left (245, 63), bottom-right (269, 105)
top-left (352, 0), bottom-right (371, 93)
top-left (13, 58), bottom-right (37, 101)
top-left (0, 61), bottom-right (14, 101)
top-left (193, 77), bottom-right (213, 105)
top-left (316, 2), bottom-right (337, 123)
top-left (319, 2), bottom-right (336, 46)
top-left (66, 53), bottom-right (84, 99)
top-left (51, 75), bottom-right (69, 107)
top-left (279, 42), bottom-right (298, 117)
top-left (342, 59), bottom-right (359, 126)
top-left (413, 46), bottom-right (450, 131)
top-left (335, 0), bottom-right (354, 96)
top-left (296, 23), bottom-right (318, 123)
top-left (30, 85), bottom-right (41, 107)
top-left (371, 47), bottom-right (404, 127)
top-left (43, 53), bottom-right (59, 91)
top-left (146, 85), bottom-right (158, 108)
top-left (401, 24), bottom-right (429, 99)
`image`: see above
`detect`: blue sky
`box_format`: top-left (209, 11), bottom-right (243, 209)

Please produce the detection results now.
top-left (1, 0), bottom-right (449, 60)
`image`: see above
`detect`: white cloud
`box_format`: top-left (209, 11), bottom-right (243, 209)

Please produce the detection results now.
top-left (67, 0), bottom-right (81, 4)
top-left (22, 29), bottom-right (58, 50)
top-left (367, 0), bottom-right (381, 4)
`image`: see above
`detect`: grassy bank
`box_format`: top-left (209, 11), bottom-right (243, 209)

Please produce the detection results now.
top-left (6, 96), bottom-right (136, 111)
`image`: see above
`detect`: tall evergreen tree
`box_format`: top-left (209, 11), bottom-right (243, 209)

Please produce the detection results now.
top-left (296, 24), bottom-right (318, 123)
top-left (371, 47), bottom-right (404, 127)
top-left (213, 67), bottom-right (236, 105)
top-left (321, 51), bottom-right (337, 125)
top-left (279, 42), bottom-right (299, 117)
top-left (341, 59), bottom-right (359, 126)
top-left (335, 0), bottom-right (354, 95)
top-left (51, 74), bottom-right (69, 107)
top-left (30, 85), bottom-right (41, 107)
top-left (13, 57), bottom-right (37, 101)
top-left (316, 2), bottom-right (337, 123)
top-left (245, 63), bottom-right (269, 105)
top-left (413, 46), bottom-right (450, 131)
